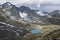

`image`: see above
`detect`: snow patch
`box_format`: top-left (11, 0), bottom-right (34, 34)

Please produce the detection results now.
top-left (37, 11), bottom-right (45, 16)
top-left (19, 12), bottom-right (28, 18)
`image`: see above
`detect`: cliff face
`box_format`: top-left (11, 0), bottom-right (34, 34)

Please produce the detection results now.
top-left (1, 2), bottom-right (20, 21)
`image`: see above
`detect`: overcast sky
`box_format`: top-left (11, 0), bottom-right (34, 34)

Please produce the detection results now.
top-left (0, 0), bottom-right (60, 12)
top-left (40, 0), bottom-right (60, 12)
top-left (0, 0), bottom-right (40, 9)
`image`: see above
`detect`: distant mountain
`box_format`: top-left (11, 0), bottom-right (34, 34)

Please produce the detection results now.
top-left (47, 10), bottom-right (60, 25)
top-left (48, 10), bottom-right (60, 18)
top-left (19, 5), bottom-right (40, 18)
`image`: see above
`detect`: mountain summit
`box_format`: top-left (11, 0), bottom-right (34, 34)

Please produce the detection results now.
top-left (19, 5), bottom-right (40, 18)
top-left (0, 2), bottom-right (20, 21)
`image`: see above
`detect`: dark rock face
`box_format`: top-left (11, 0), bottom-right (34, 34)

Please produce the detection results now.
top-left (19, 5), bottom-right (31, 13)
top-left (0, 30), bottom-right (16, 40)
top-left (0, 22), bottom-right (29, 40)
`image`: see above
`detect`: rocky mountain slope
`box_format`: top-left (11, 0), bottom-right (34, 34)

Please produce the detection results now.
top-left (0, 2), bottom-right (60, 25)
top-left (1, 2), bottom-right (20, 21)
top-left (47, 10), bottom-right (60, 25)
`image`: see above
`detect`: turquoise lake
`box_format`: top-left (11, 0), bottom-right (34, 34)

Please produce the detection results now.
top-left (30, 29), bottom-right (42, 33)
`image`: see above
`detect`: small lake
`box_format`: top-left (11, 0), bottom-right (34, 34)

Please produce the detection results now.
top-left (30, 29), bottom-right (42, 33)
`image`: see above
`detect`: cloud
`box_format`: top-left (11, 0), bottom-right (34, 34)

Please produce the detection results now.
top-left (33, 0), bottom-right (60, 4)
top-left (41, 0), bottom-right (60, 4)
top-left (40, 0), bottom-right (60, 12)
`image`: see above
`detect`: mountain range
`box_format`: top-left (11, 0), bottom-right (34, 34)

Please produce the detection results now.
top-left (0, 2), bottom-right (60, 25)
top-left (0, 2), bottom-right (41, 20)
